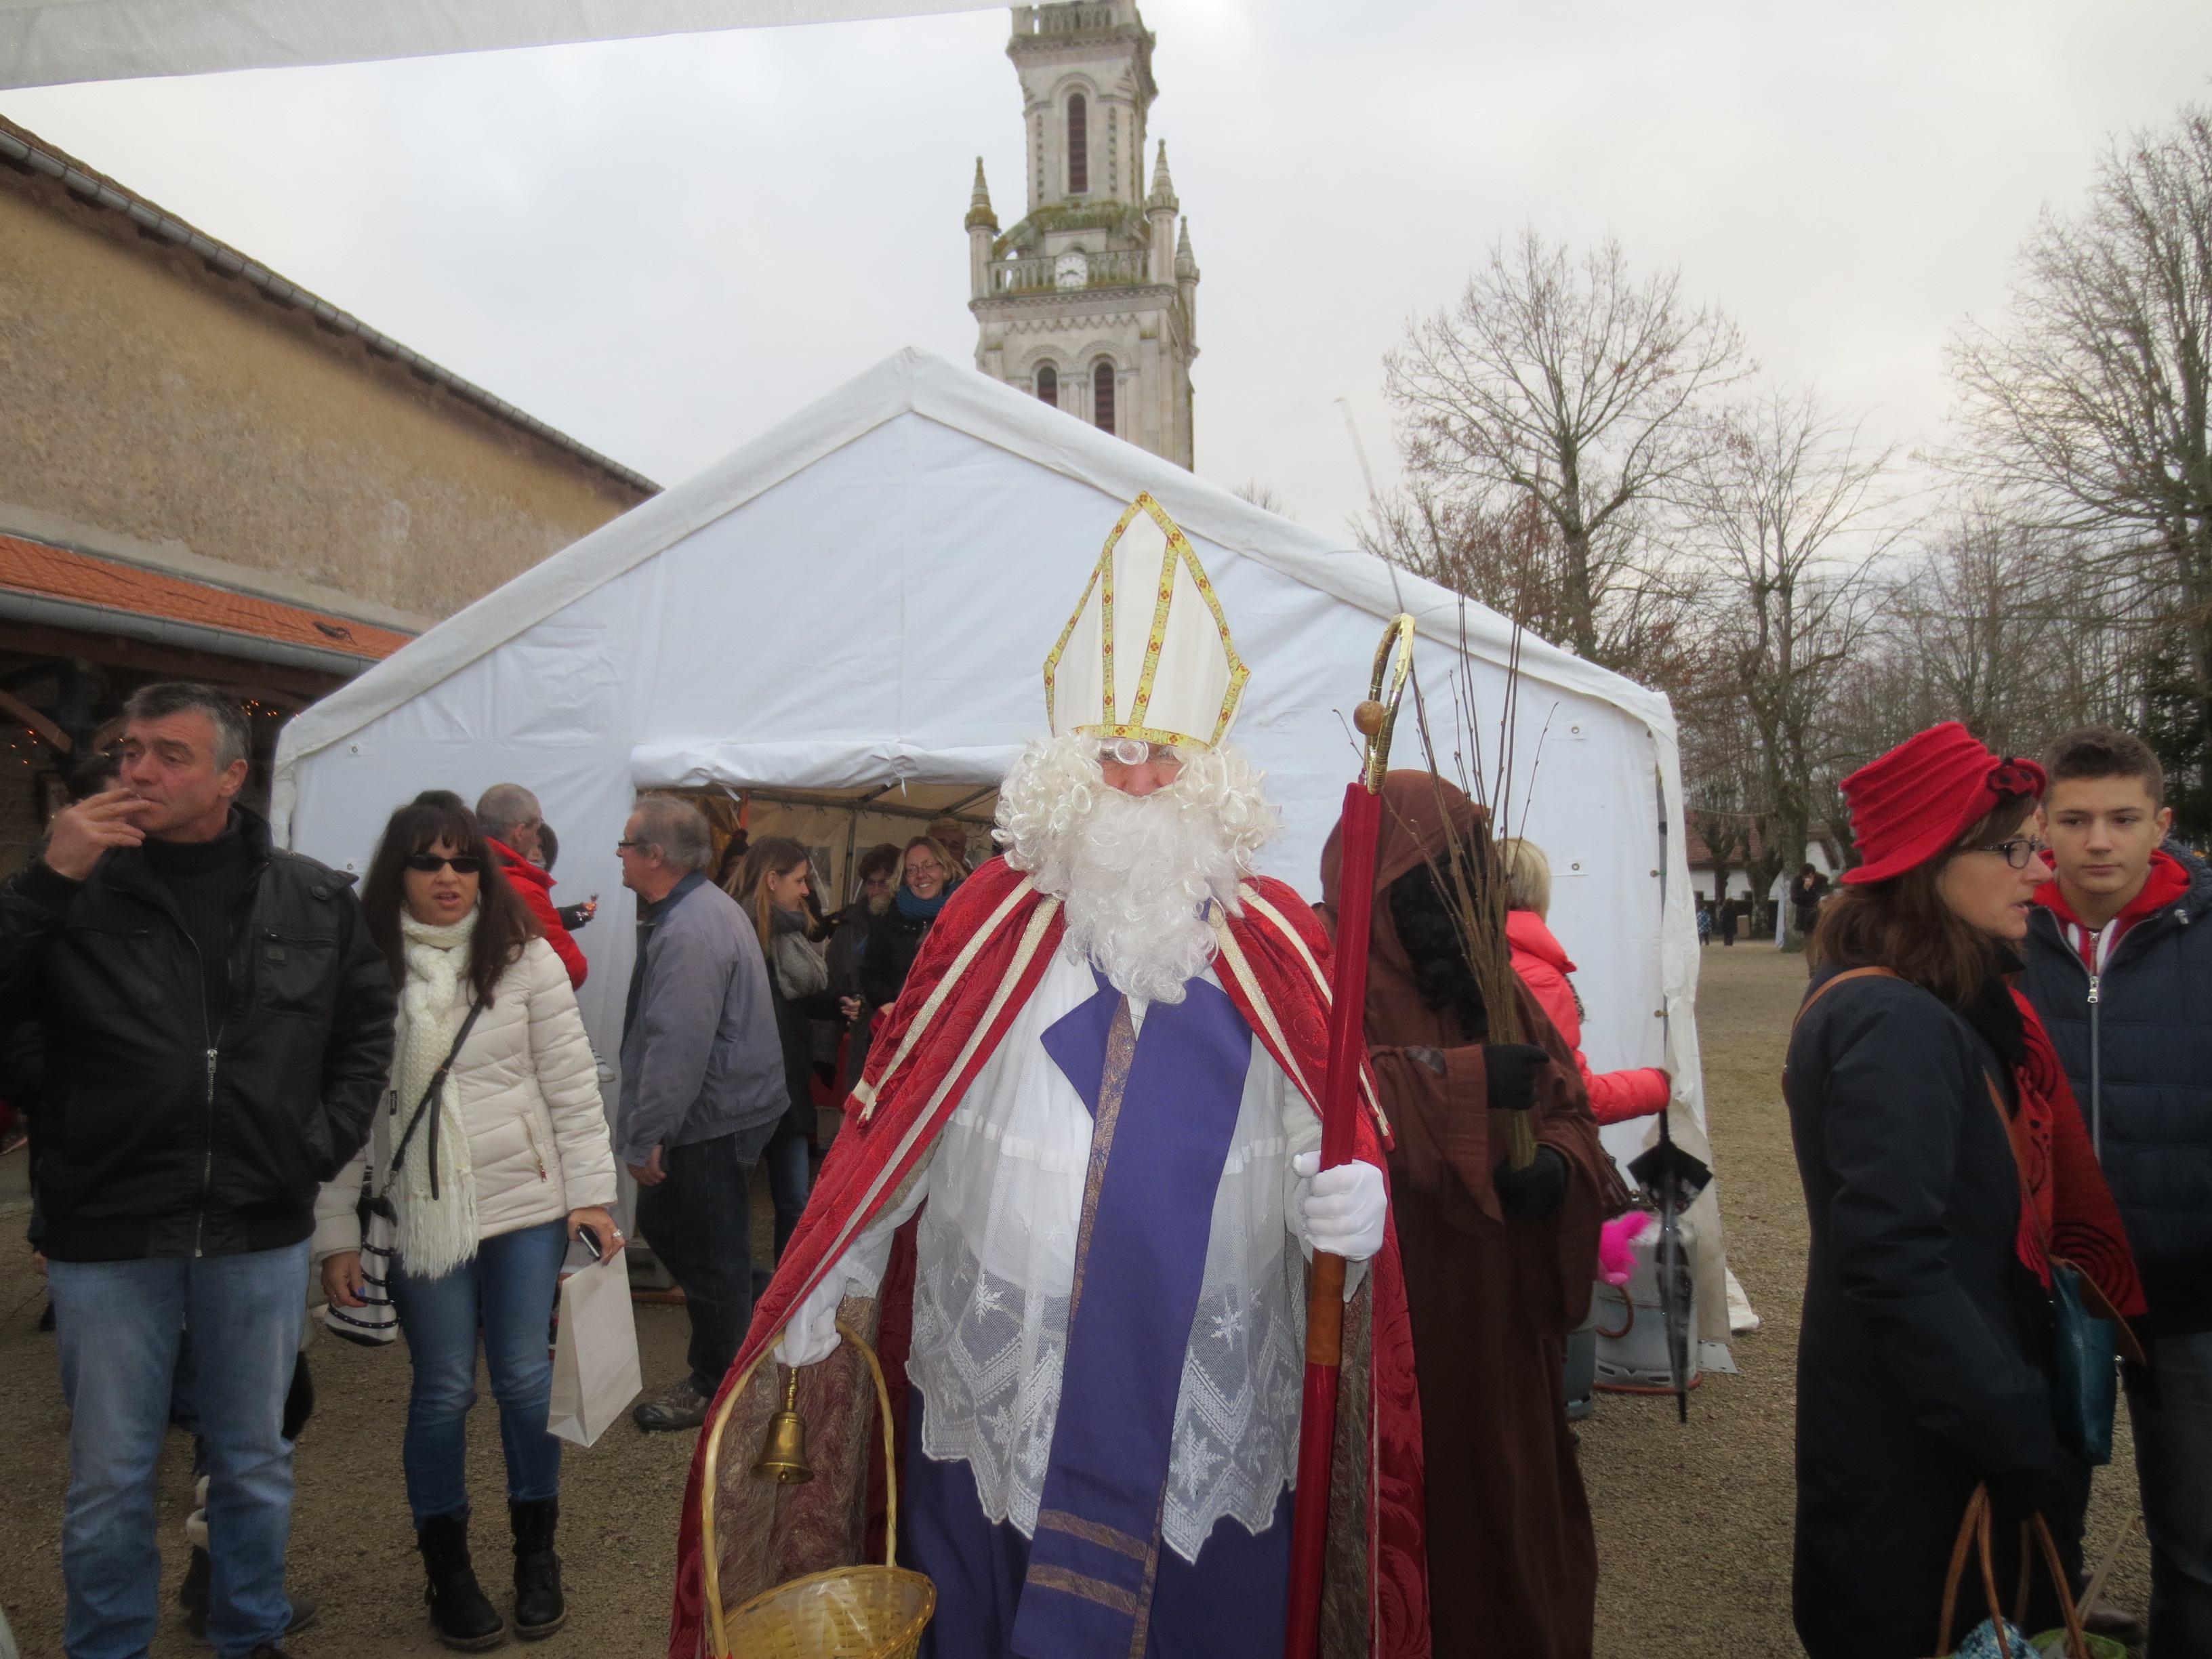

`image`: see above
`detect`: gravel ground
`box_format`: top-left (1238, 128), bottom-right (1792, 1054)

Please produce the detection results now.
top-left (0, 941), bottom-right (2158, 1656)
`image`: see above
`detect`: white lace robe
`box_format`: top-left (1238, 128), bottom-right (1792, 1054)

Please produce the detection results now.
top-left (836, 944), bottom-right (1322, 1565)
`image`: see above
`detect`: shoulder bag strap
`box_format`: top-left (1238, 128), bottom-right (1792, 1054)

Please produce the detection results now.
top-left (379, 1000), bottom-right (485, 1202)
top-left (1781, 966), bottom-right (1900, 1103)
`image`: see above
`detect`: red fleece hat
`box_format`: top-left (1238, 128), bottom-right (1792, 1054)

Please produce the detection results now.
top-left (1840, 722), bottom-right (2047, 884)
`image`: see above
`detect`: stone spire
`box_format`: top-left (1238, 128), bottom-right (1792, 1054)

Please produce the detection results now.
top-left (1145, 141), bottom-right (1179, 213)
top-left (966, 157), bottom-right (999, 232)
top-left (1174, 215), bottom-right (1198, 280)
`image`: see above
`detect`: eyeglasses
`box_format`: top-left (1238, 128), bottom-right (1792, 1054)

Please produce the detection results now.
top-left (1971, 837), bottom-right (2049, 869)
top-left (615, 840), bottom-right (647, 853)
top-left (403, 853), bottom-right (483, 875)
top-left (1098, 738), bottom-right (1183, 768)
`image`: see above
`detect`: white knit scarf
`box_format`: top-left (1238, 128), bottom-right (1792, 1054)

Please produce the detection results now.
top-left (391, 908), bottom-right (481, 1279)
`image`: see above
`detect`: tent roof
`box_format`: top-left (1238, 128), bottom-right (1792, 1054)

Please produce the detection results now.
top-left (278, 347), bottom-right (1673, 770)
top-left (0, 0), bottom-right (996, 91)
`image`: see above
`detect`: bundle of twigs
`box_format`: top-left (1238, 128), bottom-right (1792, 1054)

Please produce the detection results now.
top-left (1401, 605), bottom-right (1544, 1168)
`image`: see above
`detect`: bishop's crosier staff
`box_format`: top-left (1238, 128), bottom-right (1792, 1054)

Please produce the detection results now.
top-left (1284, 614), bottom-right (1414, 1659)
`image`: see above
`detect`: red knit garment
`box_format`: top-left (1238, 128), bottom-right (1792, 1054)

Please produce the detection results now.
top-left (2034, 848), bottom-right (2192, 970)
top-left (2004, 988), bottom-right (2146, 1318)
top-left (1839, 721), bottom-right (2047, 884)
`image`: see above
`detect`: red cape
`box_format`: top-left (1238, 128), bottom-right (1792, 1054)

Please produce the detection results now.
top-left (667, 856), bottom-right (1430, 1658)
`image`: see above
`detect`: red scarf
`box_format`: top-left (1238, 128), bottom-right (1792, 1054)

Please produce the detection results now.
top-left (2003, 989), bottom-right (2146, 1318)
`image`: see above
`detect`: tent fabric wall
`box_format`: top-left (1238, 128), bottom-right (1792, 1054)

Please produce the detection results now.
top-left (0, 0), bottom-right (996, 91)
top-left (271, 348), bottom-right (1718, 1324)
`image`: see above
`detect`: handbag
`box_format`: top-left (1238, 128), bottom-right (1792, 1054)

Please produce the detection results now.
top-left (321, 1003), bottom-right (484, 1346)
top-left (546, 1249), bottom-right (644, 1446)
top-left (1930, 1484), bottom-right (2092, 1659)
top-left (1978, 1073), bottom-right (2144, 1466)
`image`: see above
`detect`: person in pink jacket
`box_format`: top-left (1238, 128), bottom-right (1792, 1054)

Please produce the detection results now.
top-left (1498, 838), bottom-right (1671, 1126)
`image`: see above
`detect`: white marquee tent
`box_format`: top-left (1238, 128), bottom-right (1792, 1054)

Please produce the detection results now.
top-left (0, 0), bottom-right (998, 90)
top-left (270, 347), bottom-right (1726, 1327)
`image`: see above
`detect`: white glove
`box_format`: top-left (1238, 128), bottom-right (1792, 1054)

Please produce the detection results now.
top-left (1293, 1151), bottom-right (1387, 1263)
top-left (775, 1267), bottom-right (849, 1367)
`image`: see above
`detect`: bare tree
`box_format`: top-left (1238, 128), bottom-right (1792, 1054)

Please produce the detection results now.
top-left (1383, 228), bottom-right (1750, 667)
top-left (1950, 104), bottom-right (2212, 749)
top-left (1233, 480), bottom-right (1292, 518)
top-left (1689, 390), bottom-right (1896, 901)
top-left (1884, 510), bottom-right (2135, 755)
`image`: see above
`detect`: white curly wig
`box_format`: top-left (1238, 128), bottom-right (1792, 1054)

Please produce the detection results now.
top-left (993, 732), bottom-right (1280, 1002)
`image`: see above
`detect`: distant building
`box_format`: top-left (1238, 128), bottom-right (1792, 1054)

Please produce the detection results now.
top-left (1685, 824), bottom-right (1842, 905)
top-left (966, 0), bottom-right (1200, 467)
top-left (0, 115), bottom-right (657, 869)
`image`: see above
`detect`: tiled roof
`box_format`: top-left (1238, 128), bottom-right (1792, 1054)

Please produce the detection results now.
top-left (0, 535), bottom-right (413, 661)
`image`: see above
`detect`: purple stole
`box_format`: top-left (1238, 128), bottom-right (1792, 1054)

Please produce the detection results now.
top-left (1013, 970), bottom-right (1254, 1659)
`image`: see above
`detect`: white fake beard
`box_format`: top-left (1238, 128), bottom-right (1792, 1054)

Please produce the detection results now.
top-left (995, 733), bottom-right (1279, 1003)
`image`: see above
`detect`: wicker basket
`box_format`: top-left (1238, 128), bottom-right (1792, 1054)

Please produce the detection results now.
top-left (701, 1324), bottom-right (936, 1659)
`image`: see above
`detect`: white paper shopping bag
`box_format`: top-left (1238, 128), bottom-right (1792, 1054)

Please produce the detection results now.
top-left (547, 1252), bottom-right (642, 1447)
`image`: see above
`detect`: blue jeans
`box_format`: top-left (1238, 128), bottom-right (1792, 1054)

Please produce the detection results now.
top-left (49, 1242), bottom-right (310, 1659)
top-left (636, 1124), bottom-right (771, 1397)
top-left (2129, 1329), bottom-right (2212, 1654)
top-left (763, 1120), bottom-right (813, 1265)
top-left (388, 1220), bottom-right (569, 1525)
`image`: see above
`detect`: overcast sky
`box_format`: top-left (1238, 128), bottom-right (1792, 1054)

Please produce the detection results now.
top-left (5, 1), bottom-right (2211, 541)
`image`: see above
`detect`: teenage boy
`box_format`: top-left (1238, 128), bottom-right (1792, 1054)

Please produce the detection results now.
top-left (2022, 726), bottom-right (2212, 1656)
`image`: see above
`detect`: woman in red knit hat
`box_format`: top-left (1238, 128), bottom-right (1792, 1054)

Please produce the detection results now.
top-left (1785, 721), bottom-right (2144, 1659)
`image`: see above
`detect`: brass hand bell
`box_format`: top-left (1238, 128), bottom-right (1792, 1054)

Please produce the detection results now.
top-left (750, 1366), bottom-right (815, 1486)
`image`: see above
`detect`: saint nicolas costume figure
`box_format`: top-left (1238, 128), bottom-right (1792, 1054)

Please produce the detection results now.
top-left (667, 496), bottom-right (1430, 1659)
top-left (1322, 773), bottom-right (1621, 1659)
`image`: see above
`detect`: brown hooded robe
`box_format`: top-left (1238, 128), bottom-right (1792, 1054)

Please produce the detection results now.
top-left (1322, 772), bottom-right (1622, 1659)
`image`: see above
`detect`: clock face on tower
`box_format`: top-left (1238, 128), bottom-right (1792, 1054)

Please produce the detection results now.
top-left (1054, 250), bottom-right (1090, 289)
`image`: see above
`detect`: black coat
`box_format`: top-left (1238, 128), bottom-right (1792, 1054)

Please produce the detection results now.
top-left (859, 900), bottom-right (937, 1012)
top-left (0, 808), bottom-right (395, 1261)
top-left (1784, 966), bottom-right (2083, 1659)
top-left (2020, 842), bottom-right (2212, 1338)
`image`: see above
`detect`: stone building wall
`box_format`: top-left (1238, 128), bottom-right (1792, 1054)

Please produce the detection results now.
top-left (0, 133), bottom-right (653, 622)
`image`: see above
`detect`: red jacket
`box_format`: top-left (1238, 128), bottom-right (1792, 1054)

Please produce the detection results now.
top-left (489, 839), bottom-right (587, 989)
top-left (1506, 908), bottom-right (1668, 1127)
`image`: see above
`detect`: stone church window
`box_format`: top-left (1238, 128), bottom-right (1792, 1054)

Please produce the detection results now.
top-left (1067, 94), bottom-right (1088, 194)
top-left (1093, 361), bottom-right (1115, 434)
top-left (1036, 363), bottom-right (1059, 405)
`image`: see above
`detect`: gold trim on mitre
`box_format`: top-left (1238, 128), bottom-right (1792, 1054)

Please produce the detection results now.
top-left (1043, 493), bottom-right (1250, 752)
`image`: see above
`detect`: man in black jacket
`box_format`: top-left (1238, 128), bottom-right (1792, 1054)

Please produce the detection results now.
top-left (2022, 726), bottom-right (2212, 1656)
top-left (0, 682), bottom-right (393, 1659)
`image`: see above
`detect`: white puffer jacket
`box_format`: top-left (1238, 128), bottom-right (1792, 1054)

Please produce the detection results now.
top-left (312, 937), bottom-right (617, 1261)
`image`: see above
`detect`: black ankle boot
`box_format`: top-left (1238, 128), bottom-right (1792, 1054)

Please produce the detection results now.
top-left (416, 1512), bottom-right (509, 1651)
top-left (508, 1498), bottom-right (567, 1639)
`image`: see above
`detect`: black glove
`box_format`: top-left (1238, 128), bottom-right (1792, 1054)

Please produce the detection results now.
top-left (1984, 1465), bottom-right (2066, 1525)
top-left (1491, 1145), bottom-right (1568, 1221)
top-left (556, 903), bottom-right (594, 931)
top-left (1483, 1043), bottom-right (1549, 1115)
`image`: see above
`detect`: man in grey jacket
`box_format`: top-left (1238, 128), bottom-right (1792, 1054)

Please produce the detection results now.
top-left (616, 795), bottom-right (787, 1431)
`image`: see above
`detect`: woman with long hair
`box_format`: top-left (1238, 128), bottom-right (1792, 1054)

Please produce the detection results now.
top-left (314, 794), bottom-right (619, 1650)
top-left (859, 835), bottom-right (959, 1013)
top-left (1787, 724), bottom-right (2144, 1658)
top-left (728, 837), bottom-right (842, 1265)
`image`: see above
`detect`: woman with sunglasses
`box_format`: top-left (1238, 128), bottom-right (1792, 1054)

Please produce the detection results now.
top-left (1786, 724), bottom-right (2144, 1658)
top-left (313, 794), bottom-right (618, 1650)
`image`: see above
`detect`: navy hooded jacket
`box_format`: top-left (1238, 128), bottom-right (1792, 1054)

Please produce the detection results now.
top-left (2020, 842), bottom-right (2212, 1338)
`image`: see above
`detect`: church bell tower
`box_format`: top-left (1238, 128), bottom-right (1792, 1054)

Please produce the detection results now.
top-left (966, 1), bottom-right (1200, 468)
